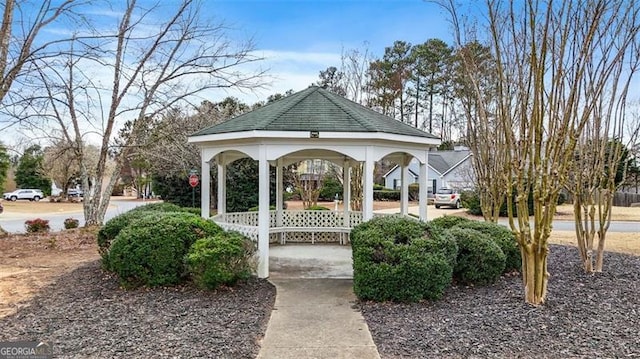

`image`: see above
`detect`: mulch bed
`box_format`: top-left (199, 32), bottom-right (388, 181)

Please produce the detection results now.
top-left (359, 245), bottom-right (640, 358)
top-left (0, 261), bottom-right (276, 358)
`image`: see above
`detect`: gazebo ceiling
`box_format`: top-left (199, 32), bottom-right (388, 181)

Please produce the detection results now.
top-left (191, 86), bottom-right (440, 140)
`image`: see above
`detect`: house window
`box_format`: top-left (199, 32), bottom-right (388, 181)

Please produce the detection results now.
top-left (393, 179), bottom-right (401, 190)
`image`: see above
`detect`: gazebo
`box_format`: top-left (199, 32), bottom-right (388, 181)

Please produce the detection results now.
top-left (188, 86), bottom-right (440, 278)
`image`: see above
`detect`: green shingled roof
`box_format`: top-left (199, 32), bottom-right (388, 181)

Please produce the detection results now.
top-left (191, 86), bottom-right (439, 139)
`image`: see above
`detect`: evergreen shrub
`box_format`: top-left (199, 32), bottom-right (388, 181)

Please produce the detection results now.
top-left (128, 202), bottom-right (184, 213)
top-left (447, 227), bottom-right (505, 285)
top-left (461, 190), bottom-right (482, 215)
top-left (64, 218), bottom-right (80, 229)
top-left (186, 231), bottom-right (255, 290)
top-left (97, 202), bottom-right (191, 264)
top-left (454, 220), bottom-right (521, 272)
top-left (107, 212), bottom-right (222, 287)
top-left (373, 190), bottom-right (401, 201)
top-left (305, 205), bottom-right (330, 210)
top-left (248, 205), bottom-right (277, 211)
top-left (351, 216), bottom-right (455, 302)
top-left (430, 215), bottom-right (473, 229)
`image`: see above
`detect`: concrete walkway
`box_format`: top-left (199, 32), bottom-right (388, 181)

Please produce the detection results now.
top-left (257, 245), bottom-right (380, 359)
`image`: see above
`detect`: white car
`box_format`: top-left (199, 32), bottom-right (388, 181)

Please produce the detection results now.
top-left (2, 189), bottom-right (45, 201)
top-left (434, 188), bottom-right (462, 209)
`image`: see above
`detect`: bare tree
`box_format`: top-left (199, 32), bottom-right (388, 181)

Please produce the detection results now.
top-left (340, 46), bottom-right (372, 211)
top-left (0, 0), bottom-right (86, 138)
top-left (453, 40), bottom-right (507, 222)
top-left (291, 160), bottom-right (325, 209)
top-left (42, 140), bottom-right (99, 198)
top-left (442, 0), bottom-right (640, 305)
top-left (569, 106), bottom-right (640, 272)
top-left (18, 0), bottom-right (265, 225)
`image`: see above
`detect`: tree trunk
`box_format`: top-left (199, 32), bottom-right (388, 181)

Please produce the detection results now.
top-left (428, 88), bottom-right (434, 133)
top-left (350, 164), bottom-right (363, 211)
top-left (414, 77), bottom-right (419, 128)
top-left (521, 243), bottom-right (549, 305)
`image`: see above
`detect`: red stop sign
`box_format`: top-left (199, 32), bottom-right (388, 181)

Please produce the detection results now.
top-left (189, 174), bottom-right (199, 187)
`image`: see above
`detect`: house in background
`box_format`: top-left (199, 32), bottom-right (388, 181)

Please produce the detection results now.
top-left (383, 147), bottom-right (474, 193)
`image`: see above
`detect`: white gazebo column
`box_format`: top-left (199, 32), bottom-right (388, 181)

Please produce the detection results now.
top-left (363, 146), bottom-right (375, 221)
top-left (276, 158), bottom-right (283, 228)
top-left (257, 147), bottom-right (270, 278)
top-left (342, 160), bottom-right (351, 227)
top-left (201, 155), bottom-right (211, 218)
top-left (400, 155), bottom-right (410, 216)
top-left (216, 158), bottom-right (226, 215)
top-left (419, 151), bottom-right (429, 221)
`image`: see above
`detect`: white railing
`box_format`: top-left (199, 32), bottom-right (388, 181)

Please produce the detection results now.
top-left (213, 212), bottom-right (259, 226)
top-left (211, 210), bottom-right (401, 243)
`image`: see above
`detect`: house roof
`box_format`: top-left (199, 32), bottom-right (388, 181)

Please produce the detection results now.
top-left (382, 150), bottom-right (472, 178)
top-left (191, 86), bottom-right (439, 139)
top-left (429, 151), bottom-right (471, 175)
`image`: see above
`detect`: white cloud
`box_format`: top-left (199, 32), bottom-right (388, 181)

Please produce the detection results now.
top-left (229, 49), bottom-right (341, 102)
top-left (256, 49), bottom-right (341, 66)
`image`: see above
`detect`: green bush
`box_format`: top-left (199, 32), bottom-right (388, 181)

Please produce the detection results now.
top-left (430, 215), bottom-right (473, 229)
top-left (373, 190), bottom-right (401, 201)
top-left (461, 190), bottom-right (482, 215)
top-left (97, 202), bottom-right (193, 263)
top-left (410, 228), bottom-right (459, 269)
top-left (557, 192), bottom-right (567, 205)
top-left (181, 207), bottom-right (201, 216)
top-left (186, 231), bottom-right (255, 290)
top-left (306, 205), bottom-right (330, 210)
top-left (351, 216), bottom-right (455, 302)
top-left (107, 212), bottom-right (222, 287)
top-left (64, 218), bottom-right (80, 229)
top-left (98, 211), bottom-right (155, 262)
top-left (128, 202), bottom-right (184, 214)
top-left (454, 221), bottom-right (521, 272)
top-left (460, 187), bottom-right (563, 217)
top-left (319, 177), bottom-right (343, 201)
top-left (447, 227), bottom-right (505, 285)
top-left (373, 183), bottom-right (386, 190)
top-left (248, 205), bottom-right (276, 211)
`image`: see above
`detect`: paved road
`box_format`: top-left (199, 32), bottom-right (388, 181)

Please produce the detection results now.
top-left (494, 219), bottom-right (639, 233)
top-left (0, 198), bottom-right (151, 233)
top-left (2, 202), bottom-right (638, 234)
top-left (376, 206), bottom-right (639, 233)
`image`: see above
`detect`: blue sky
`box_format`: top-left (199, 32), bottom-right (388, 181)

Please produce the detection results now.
top-left (206, 0), bottom-right (455, 103)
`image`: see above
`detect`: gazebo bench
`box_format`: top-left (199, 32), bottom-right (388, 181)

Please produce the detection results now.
top-left (269, 226), bottom-right (351, 245)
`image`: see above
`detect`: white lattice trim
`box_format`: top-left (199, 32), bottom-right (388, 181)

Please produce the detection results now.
top-left (211, 210), bottom-right (403, 244)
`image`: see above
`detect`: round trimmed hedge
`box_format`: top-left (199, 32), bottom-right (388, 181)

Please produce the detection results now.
top-left (128, 202), bottom-right (184, 213)
top-left (447, 227), bottom-right (506, 285)
top-left (351, 216), bottom-right (456, 302)
top-left (429, 215), bottom-right (473, 229)
top-left (453, 220), bottom-right (521, 272)
top-left (107, 212), bottom-right (222, 288)
top-left (97, 202), bottom-right (193, 266)
top-left (186, 231), bottom-right (255, 290)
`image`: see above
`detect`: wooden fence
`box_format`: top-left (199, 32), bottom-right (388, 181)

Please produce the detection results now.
top-left (613, 192), bottom-right (640, 207)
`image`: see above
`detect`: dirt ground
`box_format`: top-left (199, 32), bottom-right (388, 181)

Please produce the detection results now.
top-left (0, 228), bottom-right (99, 318)
top-left (0, 200), bottom-right (637, 319)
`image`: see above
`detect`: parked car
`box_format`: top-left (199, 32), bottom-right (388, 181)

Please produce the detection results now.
top-left (434, 188), bottom-right (461, 209)
top-left (2, 189), bottom-right (45, 201)
top-left (67, 188), bottom-right (84, 197)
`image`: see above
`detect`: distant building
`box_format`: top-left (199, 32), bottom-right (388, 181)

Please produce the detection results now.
top-left (383, 147), bottom-right (474, 192)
